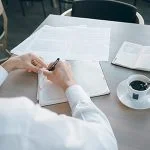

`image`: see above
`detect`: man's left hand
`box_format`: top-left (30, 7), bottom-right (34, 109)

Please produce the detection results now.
top-left (1, 53), bottom-right (47, 73)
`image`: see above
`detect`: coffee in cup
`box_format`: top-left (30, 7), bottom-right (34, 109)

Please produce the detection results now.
top-left (127, 74), bottom-right (150, 100)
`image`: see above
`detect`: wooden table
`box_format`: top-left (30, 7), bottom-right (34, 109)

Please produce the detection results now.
top-left (0, 15), bottom-right (150, 150)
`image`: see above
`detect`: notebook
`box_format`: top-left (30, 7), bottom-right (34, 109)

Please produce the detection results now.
top-left (112, 41), bottom-right (150, 71)
top-left (37, 61), bottom-right (110, 106)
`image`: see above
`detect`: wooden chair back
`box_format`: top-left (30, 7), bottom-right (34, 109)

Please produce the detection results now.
top-left (0, 0), bottom-right (9, 62)
top-left (0, 0), bottom-right (7, 40)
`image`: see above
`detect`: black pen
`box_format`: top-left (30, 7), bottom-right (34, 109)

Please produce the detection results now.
top-left (47, 58), bottom-right (60, 71)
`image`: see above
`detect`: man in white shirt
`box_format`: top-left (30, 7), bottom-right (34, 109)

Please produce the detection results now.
top-left (0, 53), bottom-right (118, 150)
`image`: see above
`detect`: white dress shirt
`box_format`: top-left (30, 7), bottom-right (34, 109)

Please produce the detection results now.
top-left (0, 66), bottom-right (118, 150)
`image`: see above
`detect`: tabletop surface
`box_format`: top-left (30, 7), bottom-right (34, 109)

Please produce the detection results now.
top-left (1, 15), bottom-right (150, 150)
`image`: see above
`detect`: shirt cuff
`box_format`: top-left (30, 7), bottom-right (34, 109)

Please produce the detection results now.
top-left (0, 66), bottom-right (8, 86)
top-left (65, 84), bottom-right (91, 110)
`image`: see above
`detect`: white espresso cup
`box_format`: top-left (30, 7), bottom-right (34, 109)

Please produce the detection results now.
top-left (127, 74), bottom-right (150, 100)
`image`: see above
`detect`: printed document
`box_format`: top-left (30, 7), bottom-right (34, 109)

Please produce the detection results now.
top-left (11, 25), bottom-right (110, 61)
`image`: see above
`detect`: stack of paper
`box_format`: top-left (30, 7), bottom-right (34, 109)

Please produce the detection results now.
top-left (11, 25), bottom-right (110, 61)
top-left (37, 61), bottom-right (110, 106)
top-left (112, 41), bottom-right (150, 71)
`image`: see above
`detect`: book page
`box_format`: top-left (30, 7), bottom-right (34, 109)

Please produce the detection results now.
top-left (37, 71), bottom-right (67, 106)
top-left (37, 61), bottom-right (110, 106)
top-left (112, 42), bottom-right (142, 69)
top-left (70, 61), bottom-right (110, 97)
top-left (135, 46), bottom-right (150, 71)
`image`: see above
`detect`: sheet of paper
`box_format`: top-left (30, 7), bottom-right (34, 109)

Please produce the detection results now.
top-left (69, 61), bottom-right (110, 97)
top-left (37, 71), bottom-right (67, 106)
top-left (38, 61), bottom-right (110, 106)
top-left (112, 41), bottom-right (142, 68)
top-left (68, 27), bottom-right (110, 61)
top-left (135, 46), bottom-right (150, 71)
top-left (11, 25), bottom-right (110, 61)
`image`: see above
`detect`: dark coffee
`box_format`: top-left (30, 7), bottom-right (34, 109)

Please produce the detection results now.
top-left (129, 80), bottom-right (147, 91)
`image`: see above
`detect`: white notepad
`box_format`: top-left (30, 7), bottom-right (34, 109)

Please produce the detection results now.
top-left (112, 41), bottom-right (150, 71)
top-left (37, 61), bottom-right (110, 106)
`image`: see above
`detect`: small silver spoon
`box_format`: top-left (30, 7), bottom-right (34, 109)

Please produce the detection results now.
top-left (144, 82), bottom-right (150, 89)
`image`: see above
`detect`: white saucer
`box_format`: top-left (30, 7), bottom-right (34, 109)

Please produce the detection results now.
top-left (117, 80), bottom-right (150, 109)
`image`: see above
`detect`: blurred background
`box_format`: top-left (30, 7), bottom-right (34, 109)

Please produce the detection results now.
top-left (1, 0), bottom-right (150, 54)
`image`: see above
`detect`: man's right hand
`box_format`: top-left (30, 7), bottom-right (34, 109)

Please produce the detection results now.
top-left (43, 61), bottom-right (76, 91)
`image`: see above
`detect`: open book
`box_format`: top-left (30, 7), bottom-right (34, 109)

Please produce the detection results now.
top-left (37, 61), bottom-right (110, 106)
top-left (112, 41), bottom-right (150, 71)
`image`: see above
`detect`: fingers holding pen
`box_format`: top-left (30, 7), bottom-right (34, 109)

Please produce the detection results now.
top-left (47, 58), bottom-right (60, 71)
top-left (43, 60), bottom-right (76, 91)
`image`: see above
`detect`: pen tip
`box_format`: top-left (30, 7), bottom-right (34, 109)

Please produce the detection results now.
top-left (57, 58), bottom-right (60, 61)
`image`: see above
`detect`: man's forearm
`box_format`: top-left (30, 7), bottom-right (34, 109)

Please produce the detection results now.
top-left (65, 85), bottom-right (110, 125)
top-left (1, 58), bottom-right (16, 73)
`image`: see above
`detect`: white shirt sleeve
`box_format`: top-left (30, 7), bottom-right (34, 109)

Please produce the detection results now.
top-left (0, 95), bottom-right (118, 150)
top-left (66, 85), bottom-right (112, 125)
top-left (65, 85), bottom-right (118, 149)
top-left (0, 66), bottom-right (8, 86)
top-left (0, 84), bottom-right (117, 149)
